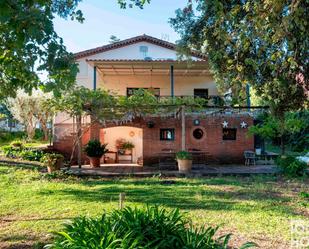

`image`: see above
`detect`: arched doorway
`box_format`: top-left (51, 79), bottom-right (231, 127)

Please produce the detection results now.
top-left (101, 126), bottom-right (143, 164)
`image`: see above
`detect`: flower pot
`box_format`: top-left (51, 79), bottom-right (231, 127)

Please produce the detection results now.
top-left (255, 148), bottom-right (262, 155)
top-left (46, 158), bottom-right (63, 173)
top-left (89, 157), bottom-right (101, 168)
top-left (56, 157), bottom-right (64, 168)
top-left (125, 149), bottom-right (132, 155)
top-left (177, 159), bottom-right (192, 173)
top-left (47, 166), bottom-right (57, 173)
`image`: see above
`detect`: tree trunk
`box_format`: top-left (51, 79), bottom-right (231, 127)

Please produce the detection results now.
top-left (76, 115), bottom-right (82, 169)
top-left (41, 123), bottom-right (49, 141)
top-left (26, 125), bottom-right (35, 140)
top-left (181, 105), bottom-right (186, 151)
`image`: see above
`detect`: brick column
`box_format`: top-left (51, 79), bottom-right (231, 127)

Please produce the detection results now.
top-left (90, 116), bottom-right (100, 140)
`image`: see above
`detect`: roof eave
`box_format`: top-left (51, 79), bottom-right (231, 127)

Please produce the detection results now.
top-left (74, 35), bottom-right (206, 60)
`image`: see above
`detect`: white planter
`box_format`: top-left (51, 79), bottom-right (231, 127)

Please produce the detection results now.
top-left (255, 148), bottom-right (262, 155)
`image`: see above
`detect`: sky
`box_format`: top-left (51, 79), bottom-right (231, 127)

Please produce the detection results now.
top-left (53, 0), bottom-right (188, 53)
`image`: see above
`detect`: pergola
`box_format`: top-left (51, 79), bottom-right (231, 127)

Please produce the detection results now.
top-left (86, 59), bottom-right (211, 95)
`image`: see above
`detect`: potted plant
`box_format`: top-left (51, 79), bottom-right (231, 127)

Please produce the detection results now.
top-left (176, 151), bottom-right (193, 173)
top-left (41, 153), bottom-right (64, 173)
top-left (122, 141), bottom-right (135, 155)
top-left (84, 139), bottom-right (108, 168)
top-left (115, 138), bottom-right (126, 155)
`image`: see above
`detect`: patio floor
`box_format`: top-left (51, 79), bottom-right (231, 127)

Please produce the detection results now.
top-left (68, 164), bottom-right (281, 177)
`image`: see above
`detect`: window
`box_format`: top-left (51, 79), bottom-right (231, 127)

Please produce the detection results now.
top-left (160, 129), bottom-right (175, 141)
top-left (7, 119), bottom-right (16, 128)
top-left (223, 128), bottom-right (237, 140)
top-left (127, 88), bottom-right (160, 97)
top-left (193, 128), bottom-right (204, 140)
top-left (194, 89), bottom-right (208, 99)
top-left (139, 46), bottom-right (148, 58)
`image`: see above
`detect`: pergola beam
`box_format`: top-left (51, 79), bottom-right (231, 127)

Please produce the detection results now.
top-left (93, 66), bottom-right (97, 90)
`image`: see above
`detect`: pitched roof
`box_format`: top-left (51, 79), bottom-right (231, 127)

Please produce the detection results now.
top-left (74, 34), bottom-right (207, 60)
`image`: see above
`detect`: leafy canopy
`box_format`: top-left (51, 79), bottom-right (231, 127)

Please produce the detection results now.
top-left (117, 0), bottom-right (150, 9)
top-left (50, 87), bottom-right (208, 124)
top-left (170, 0), bottom-right (308, 113)
top-left (0, 0), bottom-right (86, 99)
top-left (0, 0), bottom-right (152, 100)
top-left (249, 111), bottom-right (307, 154)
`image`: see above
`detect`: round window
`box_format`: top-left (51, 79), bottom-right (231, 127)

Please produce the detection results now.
top-left (193, 128), bottom-right (204, 140)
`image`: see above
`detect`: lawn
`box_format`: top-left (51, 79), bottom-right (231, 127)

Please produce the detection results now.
top-left (0, 164), bottom-right (308, 249)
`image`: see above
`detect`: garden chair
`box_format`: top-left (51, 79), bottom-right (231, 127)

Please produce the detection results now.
top-left (244, 151), bottom-right (256, 166)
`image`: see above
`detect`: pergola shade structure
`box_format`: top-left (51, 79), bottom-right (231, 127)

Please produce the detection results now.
top-left (87, 59), bottom-right (213, 99)
top-left (86, 59), bottom-right (211, 77)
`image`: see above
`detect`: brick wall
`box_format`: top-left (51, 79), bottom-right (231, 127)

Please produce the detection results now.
top-left (53, 114), bottom-right (254, 165)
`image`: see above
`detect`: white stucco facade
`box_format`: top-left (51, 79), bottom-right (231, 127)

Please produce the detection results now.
top-left (55, 35), bottom-right (219, 125)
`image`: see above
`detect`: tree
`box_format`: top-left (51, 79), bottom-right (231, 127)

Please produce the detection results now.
top-left (0, 0), bottom-right (154, 99)
top-left (0, 103), bottom-right (12, 120)
top-left (7, 91), bottom-right (37, 139)
top-left (249, 112), bottom-right (306, 155)
top-left (170, 0), bottom-right (308, 113)
top-left (117, 0), bottom-right (150, 9)
top-left (0, 0), bottom-right (85, 99)
top-left (35, 96), bottom-right (55, 141)
top-left (6, 90), bottom-right (54, 140)
top-left (0, 103), bottom-right (14, 131)
top-left (109, 35), bottom-right (121, 44)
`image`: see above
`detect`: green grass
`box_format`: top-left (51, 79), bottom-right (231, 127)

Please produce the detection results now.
top-left (0, 139), bottom-right (49, 148)
top-left (0, 165), bottom-right (308, 249)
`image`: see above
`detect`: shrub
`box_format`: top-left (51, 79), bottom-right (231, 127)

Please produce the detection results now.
top-left (0, 131), bottom-right (26, 143)
top-left (46, 206), bottom-right (256, 249)
top-left (176, 151), bottom-right (192, 160)
top-left (19, 149), bottom-right (46, 161)
top-left (84, 139), bottom-right (108, 158)
top-left (1, 145), bottom-right (22, 158)
top-left (34, 129), bottom-right (45, 140)
top-left (41, 153), bottom-right (64, 169)
top-left (1, 145), bottom-right (46, 162)
top-left (276, 156), bottom-right (307, 177)
top-left (10, 140), bottom-right (24, 148)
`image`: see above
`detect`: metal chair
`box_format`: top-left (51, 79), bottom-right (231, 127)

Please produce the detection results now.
top-left (244, 151), bottom-right (256, 166)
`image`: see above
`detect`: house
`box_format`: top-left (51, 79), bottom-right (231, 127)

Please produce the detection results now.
top-left (53, 34), bottom-right (255, 165)
top-left (0, 118), bottom-right (24, 132)
top-left (0, 105), bottom-right (24, 132)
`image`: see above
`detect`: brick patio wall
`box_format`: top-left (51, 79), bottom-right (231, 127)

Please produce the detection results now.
top-left (53, 114), bottom-right (254, 165)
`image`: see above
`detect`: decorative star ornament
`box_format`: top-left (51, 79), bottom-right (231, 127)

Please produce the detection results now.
top-left (240, 121), bottom-right (248, 128)
top-left (222, 121), bottom-right (228, 128)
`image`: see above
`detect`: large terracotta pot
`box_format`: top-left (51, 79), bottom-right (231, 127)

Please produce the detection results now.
top-left (177, 159), bottom-right (193, 173)
top-left (89, 157), bottom-right (101, 168)
top-left (47, 158), bottom-right (63, 173)
top-left (125, 149), bottom-right (132, 155)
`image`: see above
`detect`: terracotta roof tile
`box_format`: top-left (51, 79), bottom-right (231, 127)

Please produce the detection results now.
top-left (74, 34), bottom-right (207, 60)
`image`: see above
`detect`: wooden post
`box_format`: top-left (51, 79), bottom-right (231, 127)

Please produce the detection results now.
top-left (170, 65), bottom-right (174, 97)
top-left (119, 193), bottom-right (125, 209)
top-left (76, 115), bottom-right (82, 168)
top-left (181, 105), bottom-right (186, 151)
top-left (93, 66), bottom-right (97, 90)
